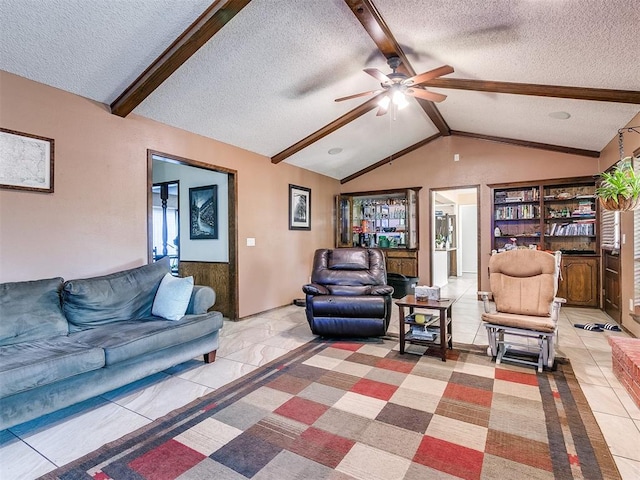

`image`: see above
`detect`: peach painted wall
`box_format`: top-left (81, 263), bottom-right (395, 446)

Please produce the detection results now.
top-left (0, 71), bottom-right (339, 318)
top-left (341, 135), bottom-right (601, 294)
top-left (598, 113), bottom-right (640, 337)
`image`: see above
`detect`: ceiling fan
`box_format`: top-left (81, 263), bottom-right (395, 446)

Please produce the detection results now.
top-left (335, 56), bottom-right (454, 116)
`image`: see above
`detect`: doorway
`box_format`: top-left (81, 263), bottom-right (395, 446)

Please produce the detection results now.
top-left (430, 186), bottom-right (480, 291)
top-left (147, 150), bottom-right (239, 320)
top-left (152, 181), bottom-right (179, 274)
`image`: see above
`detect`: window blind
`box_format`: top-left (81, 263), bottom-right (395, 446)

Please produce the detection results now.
top-left (634, 155), bottom-right (640, 307)
top-left (601, 209), bottom-right (619, 250)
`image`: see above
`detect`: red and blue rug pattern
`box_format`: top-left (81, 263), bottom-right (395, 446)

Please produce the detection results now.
top-left (42, 338), bottom-right (620, 480)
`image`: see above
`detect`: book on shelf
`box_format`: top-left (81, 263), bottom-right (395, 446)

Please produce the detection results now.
top-left (408, 325), bottom-right (439, 341)
top-left (548, 221), bottom-right (595, 236)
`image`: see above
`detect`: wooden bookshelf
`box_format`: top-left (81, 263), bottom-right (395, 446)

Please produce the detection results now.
top-left (490, 177), bottom-right (599, 307)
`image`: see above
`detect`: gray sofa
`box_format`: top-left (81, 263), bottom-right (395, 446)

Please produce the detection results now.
top-left (0, 257), bottom-right (223, 431)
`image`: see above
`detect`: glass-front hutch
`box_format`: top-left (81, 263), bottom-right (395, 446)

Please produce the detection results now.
top-left (336, 188), bottom-right (420, 276)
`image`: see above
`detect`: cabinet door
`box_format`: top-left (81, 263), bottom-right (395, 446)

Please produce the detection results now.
top-left (335, 195), bottom-right (353, 247)
top-left (406, 188), bottom-right (419, 249)
top-left (387, 258), bottom-right (402, 275)
top-left (557, 257), bottom-right (598, 307)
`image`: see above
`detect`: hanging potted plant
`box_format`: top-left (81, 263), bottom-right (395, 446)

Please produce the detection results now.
top-left (596, 159), bottom-right (640, 211)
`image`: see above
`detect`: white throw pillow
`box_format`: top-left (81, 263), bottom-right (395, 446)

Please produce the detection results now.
top-left (152, 273), bottom-right (194, 321)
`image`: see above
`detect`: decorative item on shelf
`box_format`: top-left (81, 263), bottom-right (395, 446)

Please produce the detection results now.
top-left (596, 127), bottom-right (640, 211)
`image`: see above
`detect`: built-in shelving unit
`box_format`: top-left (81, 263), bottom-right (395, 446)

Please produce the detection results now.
top-left (490, 177), bottom-right (599, 307)
top-left (336, 188), bottom-right (420, 276)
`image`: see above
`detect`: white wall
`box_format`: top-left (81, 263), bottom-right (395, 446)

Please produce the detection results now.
top-left (459, 204), bottom-right (478, 273)
top-left (152, 159), bottom-right (229, 262)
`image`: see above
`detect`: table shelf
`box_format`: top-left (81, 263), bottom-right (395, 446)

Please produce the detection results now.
top-left (396, 295), bottom-right (454, 361)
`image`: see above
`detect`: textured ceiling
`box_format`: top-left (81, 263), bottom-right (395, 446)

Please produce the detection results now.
top-left (1, 0), bottom-right (638, 180)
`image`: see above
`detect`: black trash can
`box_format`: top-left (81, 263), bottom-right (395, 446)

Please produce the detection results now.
top-left (387, 273), bottom-right (419, 299)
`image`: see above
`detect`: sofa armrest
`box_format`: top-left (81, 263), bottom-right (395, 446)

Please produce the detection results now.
top-left (186, 286), bottom-right (216, 315)
top-left (302, 283), bottom-right (329, 296)
top-left (370, 285), bottom-right (394, 296)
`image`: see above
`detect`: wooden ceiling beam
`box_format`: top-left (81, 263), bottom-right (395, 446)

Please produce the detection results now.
top-left (451, 130), bottom-right (600, 157)
top-left (271, 93), bottom-right (384, 164)
top-left (341, 134), bottom-right (442, 184)
top-left (421, 78), bottom-right (640, 104)
top-left (344, 0), bottom-right (450, 135)
top-left (110, 0), bottom-right (251, 117)
top-left (341, 129), bottom-right (600, 184)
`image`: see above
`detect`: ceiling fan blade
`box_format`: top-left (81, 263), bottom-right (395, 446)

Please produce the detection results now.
top-left (376, 105), bottom-right (389, 116)
top-left (364, 68), bottom-right (391, 83)
top-left (404, 65), bottom-right (454, 87)
top-left (405, 88), bottom-right (448, 103)
top-left (334, 89), bottom-right (383, 102)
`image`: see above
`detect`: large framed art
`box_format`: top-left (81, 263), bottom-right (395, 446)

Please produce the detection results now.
top-left (289, 184), bottom-right (311, 230)
top-left (0, 128), bottom-right (54, 193)
top-left (189, 185), bottom-right (218, 239)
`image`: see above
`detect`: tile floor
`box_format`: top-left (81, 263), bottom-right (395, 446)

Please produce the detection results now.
top-left (1, 274), bottom-right (639, 479)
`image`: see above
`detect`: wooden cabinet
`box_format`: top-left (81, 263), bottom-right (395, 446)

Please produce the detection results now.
top-left (557, 255), bottom-right (599, 307)
top-left (336, 187), bottom-right (421, 276)
top-left (490, 177), bottom-right (600, 307)
top-left (386, 249), bottom-right (418, 276)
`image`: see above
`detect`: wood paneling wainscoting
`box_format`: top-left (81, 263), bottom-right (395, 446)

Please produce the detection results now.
top-left (180, 261), bottom-right (235, 320)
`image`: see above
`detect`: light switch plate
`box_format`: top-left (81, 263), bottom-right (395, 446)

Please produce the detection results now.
top-left (247, 237), bottom-right (255, 247)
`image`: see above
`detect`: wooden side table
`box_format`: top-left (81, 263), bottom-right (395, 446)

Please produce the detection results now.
top-left (396, 295), bottom-right (454, 361)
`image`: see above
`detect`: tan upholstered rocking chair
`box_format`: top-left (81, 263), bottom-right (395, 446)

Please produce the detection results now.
top-left (479, 249), bottom-right (565, 372)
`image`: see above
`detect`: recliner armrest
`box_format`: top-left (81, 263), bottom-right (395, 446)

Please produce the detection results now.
top-left (370, 285), bottom-right (394, 296)
top-left (302, 283), bottom-right (329, 295)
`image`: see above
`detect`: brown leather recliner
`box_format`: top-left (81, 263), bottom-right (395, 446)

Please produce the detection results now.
top-left (302, 248), bottom-right (394, 337)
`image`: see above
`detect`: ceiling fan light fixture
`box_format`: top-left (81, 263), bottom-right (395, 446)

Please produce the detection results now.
top-left (393, 90), bottom-right (409, 109)
top-left (378, 96), bottom-right (391, 109)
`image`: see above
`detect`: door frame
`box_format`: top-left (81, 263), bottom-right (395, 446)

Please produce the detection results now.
top-left (429, 185), bottom-right (481, 290)
top-left (147, 149), bottom-right (239, 320)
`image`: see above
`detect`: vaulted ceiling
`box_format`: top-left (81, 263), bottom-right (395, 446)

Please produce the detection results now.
top-left (1, 0), bottom-right (638, 182)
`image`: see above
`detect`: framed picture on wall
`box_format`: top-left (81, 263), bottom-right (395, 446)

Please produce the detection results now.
top-left (189, 185), bottom-right (218, 239)
top-left (289, 184), bottom-right (311, 230)
top-left (0, 128), bottom-right (54, 193)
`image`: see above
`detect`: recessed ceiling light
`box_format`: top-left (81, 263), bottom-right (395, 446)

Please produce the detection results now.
top-left (328, 148), bottom-right (343, 155)
top-left (549, 111), bottom-right (571, 120)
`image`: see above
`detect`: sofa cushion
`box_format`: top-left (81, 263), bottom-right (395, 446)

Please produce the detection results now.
top-left (0, 337), bottom-right (105, 397)
top-left (63, 257), bottom-right (170, 332)
top-left (68, 312), bottom-right (223, 365)
top-left (152, 273), bottom-right (194, 321)
top-left (0, 277), bottom-right (68, 346)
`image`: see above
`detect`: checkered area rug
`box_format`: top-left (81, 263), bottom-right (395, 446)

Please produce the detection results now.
top-left (42, 338), bottom-right (620, 480)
